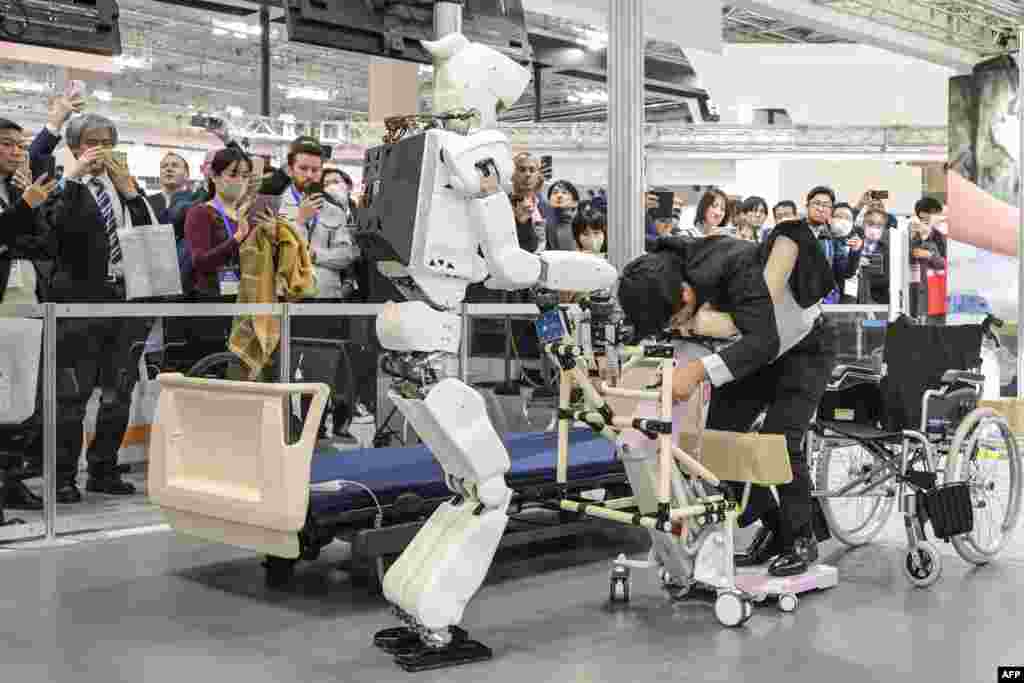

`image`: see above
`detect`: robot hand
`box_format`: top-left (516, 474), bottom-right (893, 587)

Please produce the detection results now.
top-left (443, 131), bottom-right (513, 197)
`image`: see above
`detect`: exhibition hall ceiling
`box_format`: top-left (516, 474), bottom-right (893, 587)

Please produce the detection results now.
top-left (0, 0), bottom-right (852, 127)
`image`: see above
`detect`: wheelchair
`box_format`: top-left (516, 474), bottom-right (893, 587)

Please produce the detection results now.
top-left (808, 314), bottom-right (1022, 587)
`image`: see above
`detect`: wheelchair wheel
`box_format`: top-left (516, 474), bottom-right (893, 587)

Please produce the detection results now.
top-left (903, 541), bottom-right (942, 588)
top-left (187, 351), bottom-right (247, 379)
top-left (946, 407), bottom-right (1022, 565)
top-left (814, 438), bottom-right (895, 547)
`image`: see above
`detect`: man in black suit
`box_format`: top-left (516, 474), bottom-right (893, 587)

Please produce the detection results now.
top-left (0, 117), bottom-right (59, 522)
top-left (37, 114), bottom-right (156, 502)
top-left (147, 152), bottom-right (190, 225)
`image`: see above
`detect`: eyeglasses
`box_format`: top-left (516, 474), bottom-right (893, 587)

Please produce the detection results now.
top-left (808, 200), bottom-right (833, 210)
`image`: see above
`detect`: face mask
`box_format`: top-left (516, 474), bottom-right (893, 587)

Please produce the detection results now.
top-left (581, 235), bottom-right (604, 253)
top-left (324, 186), bottom-right (349, 207)
top-left (219, 180), bottom-right (245, 202)
top-left (554, 207), bottom-right (576, 223)
top-left (865, 226), bottom-right (883, 242)
top-left (831, 218), bottom-right (853, 237)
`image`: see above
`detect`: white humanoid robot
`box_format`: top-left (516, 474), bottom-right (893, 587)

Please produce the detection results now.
top-left (360, 31), bottom-right (617, 671)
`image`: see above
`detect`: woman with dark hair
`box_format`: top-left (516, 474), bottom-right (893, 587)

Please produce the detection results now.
top-left (573, 203), bottom-right (607, 256)
top-left (184, 146), bottom-right (262, 298)
top-left (736, 196), bottom-right (769, 241)
top-left (307, 167), bottom-right (360, 301)
top-left (694, 188), bottom-right (730, 235)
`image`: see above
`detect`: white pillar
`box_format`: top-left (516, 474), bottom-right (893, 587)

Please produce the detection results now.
top-left (1017, 28), bottom-right (1024, 399)
top-left (606, 0), bottom-right (645, 272)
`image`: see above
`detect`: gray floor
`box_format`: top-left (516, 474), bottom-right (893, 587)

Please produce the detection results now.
top-left (2, 517), bottom-right (1023, 683)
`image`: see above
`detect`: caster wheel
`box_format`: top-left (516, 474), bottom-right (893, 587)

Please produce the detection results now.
top-left (606, 577), bottom-right (630, 602)
top-left (263, 555), bottom-right (297, 589)
top-left (714, 591), bottom-right (748, 627)
top-left (903, 542), bottom-right (942, 588)
top-left (742, 600), bottom-right (754, 624)
top-left (778, 593), bottom-right (798, 613)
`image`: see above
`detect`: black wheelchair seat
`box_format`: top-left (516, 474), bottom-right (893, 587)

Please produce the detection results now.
top-left (815, 420), bottom-right (903, 442)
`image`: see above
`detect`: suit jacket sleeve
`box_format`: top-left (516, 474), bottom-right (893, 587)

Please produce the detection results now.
top-left (0, 198), bottom-right (43, 249)
top-left (28, 127), bottom-right (61, 180)
top-left (699, 266), bottom-right (780, 387)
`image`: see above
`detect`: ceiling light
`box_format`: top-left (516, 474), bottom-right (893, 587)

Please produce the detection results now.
top-left (226, 106), bottom-right (244, 118)
top-left (212, 19), bottom-right (261, 38)
top-left (114, 55), bottom-right (151, 70)
top-left (283, 86), bottom-right (331, 102)
top-left (278, 113), bottom-right (296, 123)
top-left (94, 90), bottom-right (112, 102)
top-left (567, 89), bottom-right (608, 106)
top-left (0, 80), bottom-right (48, 93)
top-left (578, 29), bottom-right (607, 51)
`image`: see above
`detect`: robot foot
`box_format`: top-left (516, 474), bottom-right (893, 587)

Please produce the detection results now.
top-left (373, 625), bottom-right (469, 655)
top-left (393, 631), bottom-right (493, 672)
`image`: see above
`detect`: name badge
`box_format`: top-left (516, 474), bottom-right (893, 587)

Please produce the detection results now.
top-left (218, 268), bottom-right (241, 296)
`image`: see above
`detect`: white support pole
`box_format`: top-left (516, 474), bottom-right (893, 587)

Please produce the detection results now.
top-left (1018, 28), bottom-right (1024, 399)
top-left (606, 0), bottom-right (645, 272)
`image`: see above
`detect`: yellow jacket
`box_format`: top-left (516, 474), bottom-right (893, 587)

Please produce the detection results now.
top-left (229, 217), bottom-right (317, 378)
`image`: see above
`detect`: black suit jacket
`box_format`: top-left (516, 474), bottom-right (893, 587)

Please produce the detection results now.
top-left (38, 179), bottom-right (155, 302)
top-left (0, 183), bottom-right (50, 302)
top-left (147, 192), bottom-right (169, 224)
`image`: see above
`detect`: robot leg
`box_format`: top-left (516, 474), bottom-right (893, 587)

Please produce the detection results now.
top-left (375, 378), bottom-right (511, 670)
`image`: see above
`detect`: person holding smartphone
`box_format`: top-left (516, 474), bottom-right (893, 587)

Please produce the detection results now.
top-left (278, 136), bottom-right (325, 244)
top-left (183, 146), bottom-right (266, 299)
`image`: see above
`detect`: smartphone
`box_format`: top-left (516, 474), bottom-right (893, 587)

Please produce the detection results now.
top-left (110, 149), bottom-right (128, 167)
top-left (246, 194), bottom-right (281, 226)
top-left (651, 191), bottom-right (675, 220)
top-left (305, 181), bottom-right (324, 197)
top-left (871, 190), bottom-right (889, 200)
top-left (54, 165), bottom-right (64, 182)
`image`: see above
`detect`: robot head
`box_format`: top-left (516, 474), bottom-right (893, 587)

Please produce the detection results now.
top-left (423, 32), bottom-right (531, 127)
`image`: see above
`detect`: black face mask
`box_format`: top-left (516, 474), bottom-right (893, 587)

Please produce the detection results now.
top-left (554, 206), bottom-right (577, 223)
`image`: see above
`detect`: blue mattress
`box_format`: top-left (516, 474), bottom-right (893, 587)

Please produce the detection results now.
top-left (308, 429), bottom-right (620, 516)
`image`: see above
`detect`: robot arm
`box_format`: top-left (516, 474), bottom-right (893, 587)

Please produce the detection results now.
top-left (442, 132), bottom-right (618, 293)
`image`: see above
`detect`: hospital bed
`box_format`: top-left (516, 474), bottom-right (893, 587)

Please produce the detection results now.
top-left (148, 373), bottom-right (628, 589)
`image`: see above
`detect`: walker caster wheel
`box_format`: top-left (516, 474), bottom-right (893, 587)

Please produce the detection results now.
top-left (714, 590), bottom-right (750, 627)
top-left (903, 541), bottom-right (942, 588)
top-left (610, 565), bottom-right (631, 603)
top-left (778, 593), bottom-right (798, 613)
top-left (262, 555), bottom-right (297, 589)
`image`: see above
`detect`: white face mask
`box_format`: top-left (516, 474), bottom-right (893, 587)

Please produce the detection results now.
top-left (581, 235), bottom-right (604, 253)
top-left (325, 186), bottom-right (349, 205)
top-left (831, 218), bottom-right (853, 237)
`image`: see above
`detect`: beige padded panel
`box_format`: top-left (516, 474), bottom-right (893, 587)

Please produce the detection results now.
top-left (607, 363), bottom-right (792, 485)
top-left (148, 373), bottom-right (329, 556)
top-left (980, 399), bottom-right (1024, 435)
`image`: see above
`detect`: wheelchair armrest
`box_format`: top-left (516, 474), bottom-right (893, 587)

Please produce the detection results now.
top-left (829, 364), bottom-right (882, 391)
top-left (941, 369), bottom-right (986, 386)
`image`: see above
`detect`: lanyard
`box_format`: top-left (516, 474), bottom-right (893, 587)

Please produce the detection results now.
top-left (212, 198), bottom-right (237, 239)
top-left (291, 185), bottom-right (317, 229)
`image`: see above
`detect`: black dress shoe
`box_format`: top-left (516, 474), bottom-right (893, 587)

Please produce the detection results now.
top-left (56, 484), bottom-right (82, 504)
top-left (768, 536), bottom-right (819, 577)
top-left (735, 524), bottom-right (783, 567)
top-left (86, 477), bottom-right (136, 495)
top-left (4, 480), bottom-right (43, 511)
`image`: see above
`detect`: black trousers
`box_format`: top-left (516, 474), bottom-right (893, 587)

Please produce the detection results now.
top-left (54, 296), bottom-right (151, 484)
top-left (707, 320), bottom-right (836, 546)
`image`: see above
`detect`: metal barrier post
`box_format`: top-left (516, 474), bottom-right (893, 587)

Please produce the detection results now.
top-left (42, 303), bottom-right (57, 542)
top-left (279, 303), bottom-right (291, 383)
top-left (461, 303), bottom-right (470, 383)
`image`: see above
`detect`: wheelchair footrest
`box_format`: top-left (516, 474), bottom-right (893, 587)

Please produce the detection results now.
top-left (924, 482), bottom-right (974, 539)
